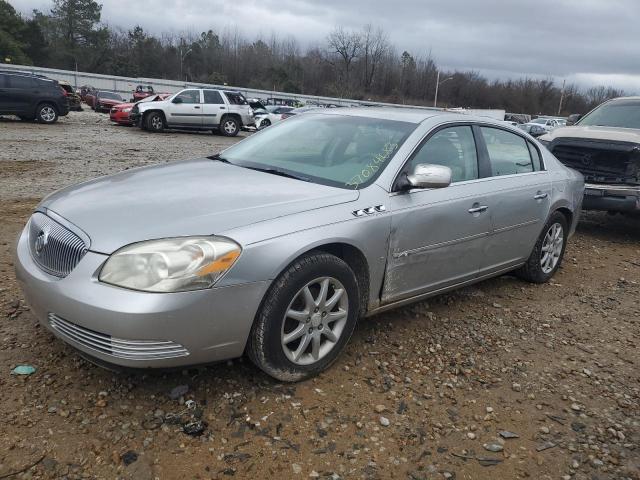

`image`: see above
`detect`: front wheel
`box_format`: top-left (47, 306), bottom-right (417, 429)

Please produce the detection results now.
top-left (220, 116), bottom-right (239, 137)
top-left (258, 118), bottom-right (271, 129)
top-left (517, 211), bottom-right (568, 283)
top-left (145, 112), bottom-right (165, 132)
top-left (248, 252), bottom-right (359, 382)
top-left (36, 104), bottom-right (58, 123)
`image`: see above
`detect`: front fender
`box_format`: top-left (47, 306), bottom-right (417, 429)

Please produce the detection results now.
top-left (218, 209), bottom-right (392, 312)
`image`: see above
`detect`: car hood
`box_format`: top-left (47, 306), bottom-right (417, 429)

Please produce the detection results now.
top-left (541, 125), bottom-right (640, 143)
top-left (40, 158), bottom-right (359, 254)
top-left (99, 99), bottom-right (123, 105)
top-left (113, 102), bottom-right (134, 109)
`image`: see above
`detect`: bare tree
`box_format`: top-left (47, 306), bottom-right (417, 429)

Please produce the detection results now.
top-left (360, 24), bottom-right (389, 93)
top-left (327, 26), bottom-right (362, 95)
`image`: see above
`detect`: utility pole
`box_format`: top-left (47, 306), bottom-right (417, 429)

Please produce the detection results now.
top-left (434, 70), bottom-right (453, 108)
top-left (557, 79), bottom-right (566, 116)
top-left (179, 45), bottom-right (192, 84)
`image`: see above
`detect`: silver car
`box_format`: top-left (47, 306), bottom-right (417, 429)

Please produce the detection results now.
top-left (15, 109), bottom-right (584, 381)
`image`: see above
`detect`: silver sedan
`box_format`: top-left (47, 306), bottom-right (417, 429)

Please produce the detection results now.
top-left (15, 108), bottom-right (584, 381)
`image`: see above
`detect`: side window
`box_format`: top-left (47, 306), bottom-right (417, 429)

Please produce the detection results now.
top-left (527, 141), bottom-right (543, 171)
top-left (174, 89), bottom-right (200, 104)
top-left (406, 126), bottom-right (479, 183)
top-left (203, 90), bottom-right (224, 104)
top-left (8, 75), bottom-right (34, 89)
top-left (480, 127), bottom-right (534, 176)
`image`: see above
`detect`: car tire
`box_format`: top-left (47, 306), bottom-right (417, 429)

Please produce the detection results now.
top-left (259, 119), bottom-right (271, 129)
top-left (516, 211), bottom-right (568, 284)
top-left (145, 112), bottom-right (165, 133)
top-left (36, 103), bottom-right (58, 124)
top-left (247, 252), bottom-right (360, 382)
top-left (220, 116), bottom-right (240, 137)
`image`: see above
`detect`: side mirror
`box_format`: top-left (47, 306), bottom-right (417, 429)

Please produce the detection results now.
top-left (172, 97), bottom-right (183, 104)
top-left (566, 113), bottom-right (582, 126)
top-left (407, 164), bottom-right (452, 189)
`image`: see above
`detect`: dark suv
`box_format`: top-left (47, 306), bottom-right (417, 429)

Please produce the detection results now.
top-left (0, 71), bottom-right (69, 123)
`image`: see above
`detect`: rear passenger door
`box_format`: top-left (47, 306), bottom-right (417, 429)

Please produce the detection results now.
top-left (166, 89), bottom-right (202, 127)
top-left (475, 125), bottom-right (552, 275)
top-left (201, 90), bottom-right (226, 127)
top-left (0, 74), bottom-right (9, 112)
top-left (5, 74), bottom-right (35, 113)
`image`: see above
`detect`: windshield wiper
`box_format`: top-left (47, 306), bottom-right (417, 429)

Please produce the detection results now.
top-left (208, 153), bottom-right (232, 164)
top-left (246, 166), bottom-right (310, 182)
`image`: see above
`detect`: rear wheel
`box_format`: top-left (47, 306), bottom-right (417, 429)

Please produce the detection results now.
top-left (36, 104), bottom-right (58, 124)
top-left (517, 211), bottom-right (568, 283)
top-left (258, 118), bottom-right (271, 129)
top-left (145, 112), bottom-right (165, 132)
top-left (220, 116), bottom-right (240, 137)
top-left (248, 252), bottom-right (359, 382)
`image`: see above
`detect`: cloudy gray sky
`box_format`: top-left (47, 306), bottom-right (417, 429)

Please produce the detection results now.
top-left (12, 0), bottom-right (640, 93)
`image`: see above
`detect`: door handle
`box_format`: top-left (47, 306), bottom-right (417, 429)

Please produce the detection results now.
top-left (194, 106), bottom-right (201, 109)
top-left (468, 205), bottom-right (488, 214)
top-left (220, 107), bottom-right (226, 110)
top-left (534, 192), bottom-right (548, 200)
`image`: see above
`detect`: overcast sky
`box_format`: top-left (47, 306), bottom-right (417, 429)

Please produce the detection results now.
top-left (12, 0), bottom-right (640, 93)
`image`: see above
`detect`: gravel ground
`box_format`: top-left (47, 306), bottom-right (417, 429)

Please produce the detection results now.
top-left (1, 109), bottom-right (639, 480)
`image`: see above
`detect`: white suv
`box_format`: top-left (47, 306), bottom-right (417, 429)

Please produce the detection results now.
top-left (131, 88), bottom-right (254, 136)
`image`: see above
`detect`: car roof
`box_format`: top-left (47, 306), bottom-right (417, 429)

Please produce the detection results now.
top-left (606, 96), bottom-right (640, 103)
top-left (304, 106), bottom-right (497, 125)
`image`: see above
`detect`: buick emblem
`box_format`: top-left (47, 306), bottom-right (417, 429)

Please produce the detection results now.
top-left (34, 227), bottom-right (50, 256)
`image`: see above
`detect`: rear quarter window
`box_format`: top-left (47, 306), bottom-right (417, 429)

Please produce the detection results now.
top-left (8, 75), bottom-right (35, 89)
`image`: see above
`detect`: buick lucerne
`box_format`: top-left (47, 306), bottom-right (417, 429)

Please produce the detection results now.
top-left (15, 108), bottom-right (584, 381)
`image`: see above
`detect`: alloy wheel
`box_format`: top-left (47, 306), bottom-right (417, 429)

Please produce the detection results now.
top-left (281, 277), bottom-right (349, 366)
top-left (223, 120), bottom-right (237, 135)
top-left (540, 222), bottom-right (564, 273)
top-left (151, 115), bottom-right (163, 130)
top-left (40, 106), bottom-right (56, 122)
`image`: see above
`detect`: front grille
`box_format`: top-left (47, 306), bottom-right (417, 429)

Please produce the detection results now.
top-left (551, 142), bottom-right (640, 184)
top-left (29, 212), bottom-right (88, 277)
top-left (48, 313), bottom-right (189, 361)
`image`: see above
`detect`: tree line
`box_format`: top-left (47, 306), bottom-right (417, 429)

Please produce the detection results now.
top-left (0, 0), bottom-right (625, 115)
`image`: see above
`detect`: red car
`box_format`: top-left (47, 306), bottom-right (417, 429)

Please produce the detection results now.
top-left (110, 93), bottom-right (170, 125)
top-left (93, 91), bottom-right (125, 112)
top-left (132, 85), bottom-right (155, 102)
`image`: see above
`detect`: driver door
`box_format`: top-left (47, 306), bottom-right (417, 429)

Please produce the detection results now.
top-left (166, 89), bottom-right (203, 127)
top-left (382, 125), bottom-right (492, 303)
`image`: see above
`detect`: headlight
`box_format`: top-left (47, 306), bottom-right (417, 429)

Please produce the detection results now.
top-left (123, 108), bottom-right (131, 113)
top-left (99, 236), bottom-right (241, 292)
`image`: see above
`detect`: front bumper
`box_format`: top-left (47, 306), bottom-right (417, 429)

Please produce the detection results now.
top-left (129, 111), bottom-right (142, 125)
top-left (110, 110), bottom-right (132, 124)
top-left (582, 183), bottom-right (640, 212)
top-left (15, 225), bottom-right (270, 368)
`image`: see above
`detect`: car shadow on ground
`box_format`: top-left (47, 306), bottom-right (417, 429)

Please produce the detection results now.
top-left (577, 211), bottom-right (640, 243)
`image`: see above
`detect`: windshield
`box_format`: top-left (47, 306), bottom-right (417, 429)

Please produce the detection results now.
top-left (578, 99), bottom-right (640, 129)
top-left (219, 114), bottom-right (415, 189)
top-left (531, 118), bottom-right (547, 125)
top-left (98, 91), bottom-right (122, 100)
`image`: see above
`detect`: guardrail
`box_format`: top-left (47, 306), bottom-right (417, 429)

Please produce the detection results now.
top-left (0, 62), bottom-right (441, 111)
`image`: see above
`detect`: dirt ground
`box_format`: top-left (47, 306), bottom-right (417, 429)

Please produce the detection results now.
top-left (0, 109), bottom-right (639, 480)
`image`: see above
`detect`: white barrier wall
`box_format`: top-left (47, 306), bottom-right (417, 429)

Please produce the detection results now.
top-left (0, 62), bottom-right (440, 110)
